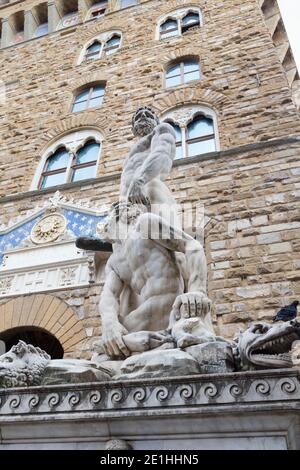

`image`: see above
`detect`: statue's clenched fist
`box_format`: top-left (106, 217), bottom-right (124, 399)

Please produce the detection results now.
top-left (171, 292), bottom-right (212, 321)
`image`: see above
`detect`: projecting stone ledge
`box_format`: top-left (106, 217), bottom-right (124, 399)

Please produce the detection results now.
top-left (1, 369), bottom-right (300, 449)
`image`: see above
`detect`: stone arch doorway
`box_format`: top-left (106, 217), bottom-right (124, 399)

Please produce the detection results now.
top-left (0, 326), bottom-right (64, 359)
top-left (0, 294), bottom-right (87, 356)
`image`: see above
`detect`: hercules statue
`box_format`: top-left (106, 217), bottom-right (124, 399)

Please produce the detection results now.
top-left (77, 106), bottom-right (214, 360)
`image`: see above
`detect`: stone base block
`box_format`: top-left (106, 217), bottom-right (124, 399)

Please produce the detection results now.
top-left (186, 341), bottom-right (235, 374)
top-left (1, 369), bottom-right (300, 450)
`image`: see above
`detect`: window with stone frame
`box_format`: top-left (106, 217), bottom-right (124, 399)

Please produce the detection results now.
top-left (81, 33), bottom-right (121, 63)
top-left (9, 11), bottom-right (25, 44)
top-left (72, 84), bottom-right (106, 112)
top-left (57, 0), bottom-right (79, 30)
top-left (181, 12), bottom-right (201, 34)
top-left (40, 147), bottom-right (70, 188)
top-left (165, 59), bottom-right (201, 88)
top-left (163, 106), bottom-right (219, 159)
top-left (120, 0), bottom-right (138, 9)
top-left (39, 138), bottom-right (101, 189)
top-left (86, 1), bottom-right (108, 20)
top-left (84, 41), bottom-right (102, 61)
top-left (33, 3), bottom-right (48, 38)
top-left (159, 9), bottom-right (201, 40)
top-left (160, 18), bottom-right (179, 39)
top-left (103, 34), bottom-right (121, 55)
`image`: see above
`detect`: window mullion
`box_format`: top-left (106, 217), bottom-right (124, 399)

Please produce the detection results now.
top-left (66, 151), bottom-right (75, 183)
top-left (87, 87), bottom-right (93, 109)
top-left (182, 127), bottom-right (187, 158)
top-left (181, 62), bottom-right (184, 84)
top-left (178, 19), bottom-right (182, 36)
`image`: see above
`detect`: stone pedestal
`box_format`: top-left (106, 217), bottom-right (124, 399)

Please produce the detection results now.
top-left (1, 369), bottom-right (300, 450)
top-left (186, 341), bottom-right (235, 374)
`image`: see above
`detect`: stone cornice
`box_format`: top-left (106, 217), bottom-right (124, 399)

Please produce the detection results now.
top-left (0, 135), bottom-right (299, 205)
top-left (0, 368), bottom-right (300, 420)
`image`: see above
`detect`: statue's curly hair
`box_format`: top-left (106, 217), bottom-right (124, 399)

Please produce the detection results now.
top-left (131, 106), bottom-right (159, 127)
top-left (11, 340), bottom-right (50, 361)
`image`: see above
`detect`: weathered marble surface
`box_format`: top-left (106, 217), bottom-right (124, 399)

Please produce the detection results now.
top-left (1, 319), bottom-right (300, 388)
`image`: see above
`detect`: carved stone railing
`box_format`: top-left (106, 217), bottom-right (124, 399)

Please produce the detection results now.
top-left (1, 369), bottom-right (300, 418)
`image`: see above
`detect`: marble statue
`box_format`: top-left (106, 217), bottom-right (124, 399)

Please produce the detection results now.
top-left (2, 106), bottom-right (299, 388)
top-left (98, 201), bottom-right (213, 359)
top-left (1, 107), bottom-right (300, 388)
top-left (77, 106), bottom-right (214, 366)
top-left (0, 340), bottom-right (111, 388)
top-left (0, 341), bottom-right (50, 388)
top-left (235, 320), bottom-right (300, 370)
top-left (2, 318), bottom-right (300, 388)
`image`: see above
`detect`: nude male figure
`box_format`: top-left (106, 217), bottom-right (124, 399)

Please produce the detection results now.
top-left (120, 106), bottom-right (180, 227)
top-left (99, 202), bottom-right (213, 359)
top-left (76, 107), bottom-right (213, 359)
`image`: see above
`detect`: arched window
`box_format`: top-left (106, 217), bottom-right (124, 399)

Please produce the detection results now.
top-left (80, 33), bottom-right (121, 64)
top-left (158, 9), bottom-right (202, 40)
top-left (87, 1), bottom-right (108, 20)
top-left (103, 34), bottom-right (121, 55)
top-left (186, 116), bottom-right (216, 156)
top-left (71, 140), bottom-right (99, 182)
top-left (38, 137), bottom-right (101, 189)
top-left (72, 84), bottom-right (105, 112)
top-left (163, 106), bottom-right (219, 159)
top-left (85, 41), bottom-right (102, 61)
top-left (40, 147), bottom-right (70, 188)
top-left (165, 59), bottom-right (200, 88)
top-left (181, 12), bottom-right (201, 33)
top-left (33, 3), bottom-right (48, 38)
top-left (160, 18), bottom-right (179, 39)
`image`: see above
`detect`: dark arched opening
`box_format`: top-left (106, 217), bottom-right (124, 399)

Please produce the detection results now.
top-left (0, 326), bottom-right (64, 359)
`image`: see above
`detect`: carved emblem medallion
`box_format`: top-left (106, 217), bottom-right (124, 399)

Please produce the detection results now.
top-left (31, 214), bottom-right (67, 244)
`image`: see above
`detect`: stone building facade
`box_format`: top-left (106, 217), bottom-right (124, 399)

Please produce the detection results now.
top-left (0, 0), bottom-right (299, 360)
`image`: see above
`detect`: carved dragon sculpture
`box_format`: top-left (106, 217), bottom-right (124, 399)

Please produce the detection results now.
top-left (236, 320), bottom-right (300, 370)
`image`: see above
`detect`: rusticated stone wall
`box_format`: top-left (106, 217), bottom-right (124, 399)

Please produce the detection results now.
top-left (0, 0), bottom-right (299, 196)
top-left (0, 0), bottom-right (299, 357)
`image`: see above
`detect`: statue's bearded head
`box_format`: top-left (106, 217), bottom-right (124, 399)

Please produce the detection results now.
top-left (132, 106), bottom-right (159, 137)
top-left (0, 340), bottom-right (50, 388)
